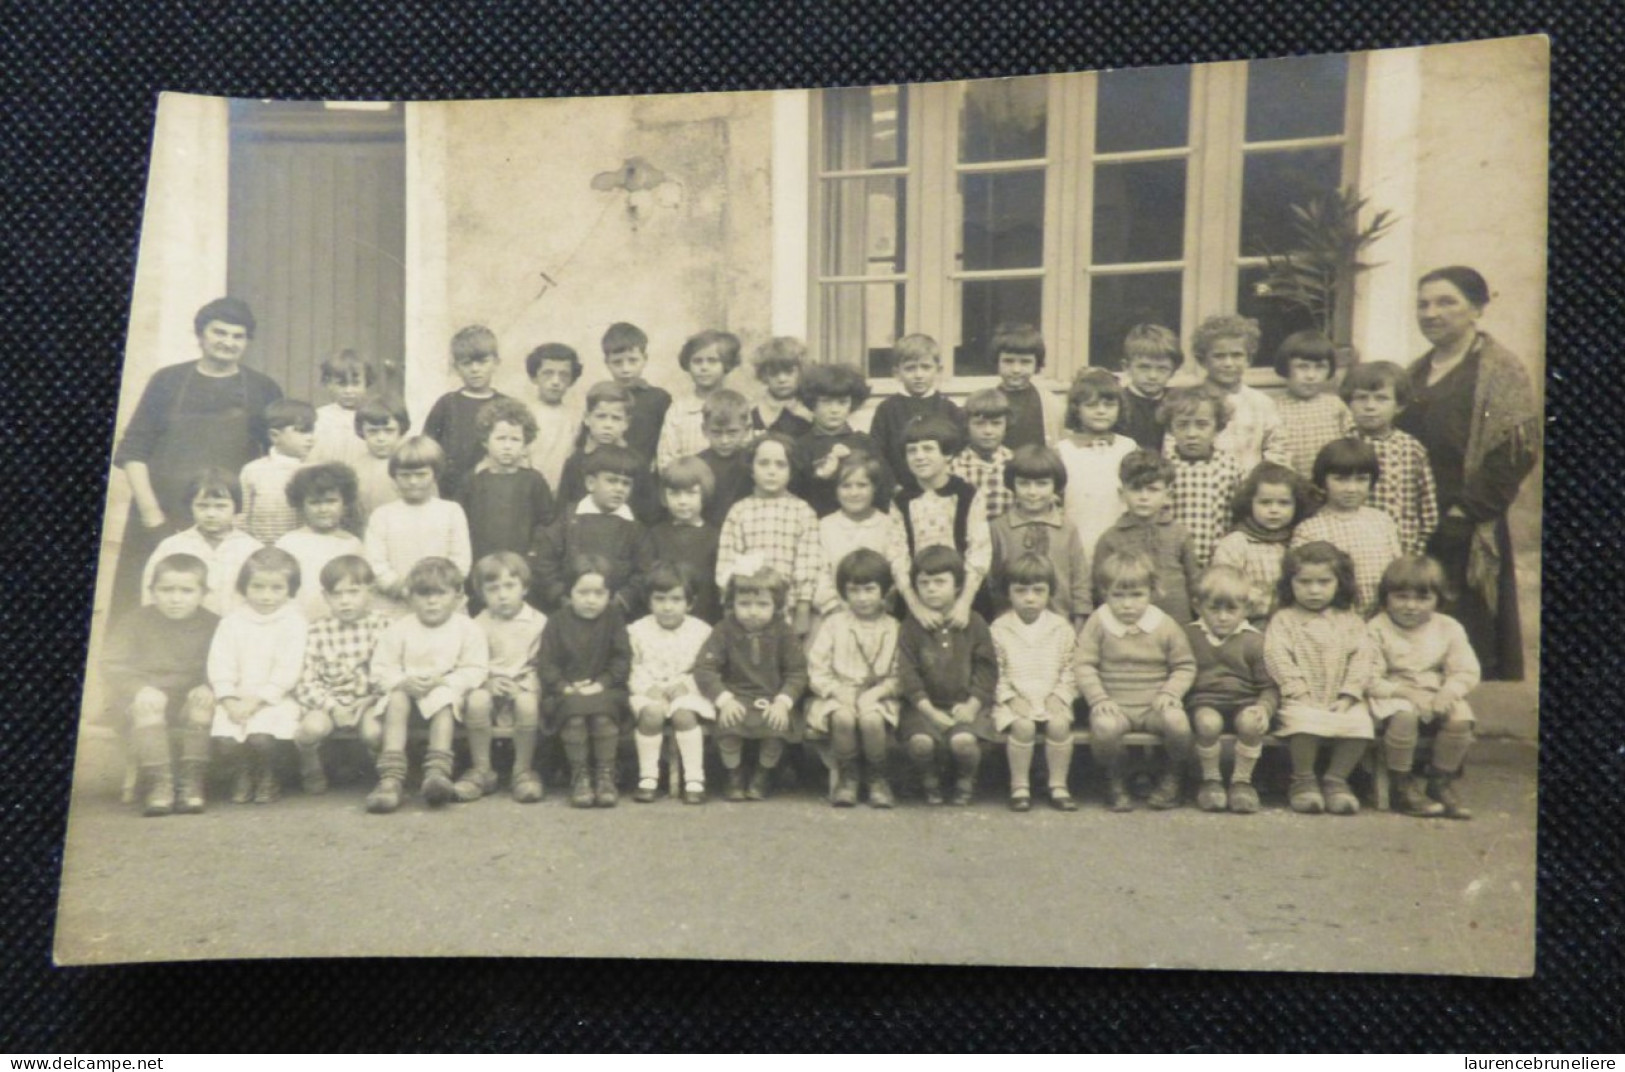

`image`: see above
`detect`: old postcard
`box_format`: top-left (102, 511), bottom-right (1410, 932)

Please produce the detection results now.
top-left (58, 35), bottom-right (1545, 974)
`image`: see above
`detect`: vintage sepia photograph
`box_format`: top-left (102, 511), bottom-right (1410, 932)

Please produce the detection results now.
top-left (57, 35), bottom-right (1546, 975)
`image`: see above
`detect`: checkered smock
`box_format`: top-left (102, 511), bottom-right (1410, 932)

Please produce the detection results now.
top-left (1292, 506), bottom-right (1403, 616)
top-left (1358, 429), bottom-right (1440, 557)
top-left (1276, 392), bottom-right (1355, 475)
top-left (295, 611), bottom-right (392, 720)
top-left (1264, 605), bottom-right (1381, 739)
top-left (1169, 451), bottom-right (1243, 568)
top-left (949, 446), bottom-right (1014, 523)
top-left (717, 493), bottom-right (822, 610)
top-left (1210, 530), bottom-right (1288, 620)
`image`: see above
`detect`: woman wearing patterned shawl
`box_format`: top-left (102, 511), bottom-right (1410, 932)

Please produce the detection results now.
top-left (1398, 266), bottom-right (1541, 680)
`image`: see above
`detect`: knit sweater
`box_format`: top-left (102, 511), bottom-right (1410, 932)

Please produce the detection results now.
top-left (424, 389), bottom-right (509, 498)
top-left (1073, 605), bottom-right (1197, 716)
top-left (370, 611), bottom-right (489, 716)
top-left (363, 497), bottom-right (473, 601)
top-left (1093, 513), bottom-right (1200, 624)
top-left (1183, 621), bottom-right (1280, 714)
top-left (239, 451), bottom-right (304, 545)
top-left (103, 605), bottom-right (220, 711)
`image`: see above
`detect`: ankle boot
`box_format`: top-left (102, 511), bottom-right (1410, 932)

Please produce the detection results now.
top-left (175, 759), bottom-right (207, 814)
top-left (421, 749), bottom-right (456, 807)
top-left (569, 764), bottom-right (595, 808)
top-left (867, 772), bottom-right (894, 809)
top-left (366, 751), bottom-right (408, 814)
top-left (831, 758), bottom-right (859, 807)
top-left (1397, 772), bottom-right (1445, 817)
top-left (724, 766), bottom-right (747, 802)
top-left (141, 766), bottom-right (174, 817)
top-left (1105, 764), bottom-right (1133, 812)
top-left (299, 746), bottom-right (328, 795)
top-left (746, 764), bottom-right (772, 801)
top-left (1427, 768), bottom-right (1473, 820)
top-left (593, 762), bottom-right (619, 808)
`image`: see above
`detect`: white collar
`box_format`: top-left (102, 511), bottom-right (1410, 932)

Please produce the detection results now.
top-left (1194, 619), bottom-right (1259, 646)
top-left (1098, 604), bottom-right (1167, 637)
top-left (574, 498), bottom-right (636, 521)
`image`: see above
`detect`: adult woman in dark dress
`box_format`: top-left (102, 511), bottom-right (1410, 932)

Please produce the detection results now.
top-left (108, 298), bottom-right (284, 618)
top-left (1397, 267), bottom-right (1540, 680)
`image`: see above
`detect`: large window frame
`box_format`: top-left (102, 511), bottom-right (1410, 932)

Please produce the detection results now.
top-left (809, 58), bottom-right (1365, 391)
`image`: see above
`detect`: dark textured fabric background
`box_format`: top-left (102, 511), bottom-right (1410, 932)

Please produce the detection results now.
top-left (1, 0), bottom-right (1617, 1052)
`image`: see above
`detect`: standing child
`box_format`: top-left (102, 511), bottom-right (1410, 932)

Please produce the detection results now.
top-left (525, 343), bottom-right (585, 494)
top-left (1075, 549), bottom-right (1198, 811)
top-left (813, 453), bottom-right (908, 620)
top-left (717, 433), bottom-right (821, 636)
top-left (1211, 461), bottom-right (1313, 622)
top-left (103, 553), bottom-right (219, 816)
top-left (456, 552), bottom-right (548, 805)
top-left (1055, 368), bottom-right (1137, 561)
top-left (628, 563), bottom-right (716, 804)
top-left (990, 553), bottom-right (1080, 812)
top-left (790, 362), bottom-right (892, 518)
top-left (424, 324), bottom-right (510, 499)
top-left (891, 415), bottom-right (992, 632)
top-left (869, 333), bottom-right (964, 488)
top-left (658, 330), bottom-right (742, 472)
top-left (292, 555), bottom-right (390, 795)
top-left (351, 397), bottom-right (410, 526)
top-left (696, 389), bottom-right (756, 528)
top-left (990, 322), bottom-right (1065, 450)
top-left (365, 557), bottom-right (489, 813)
top-left (362, 436), bottom-right (473, 618)
top-left (897, 547), bottom-right (997, 806)
top-left (310, 348), bottom-right (375, 471)
top-left (1185, 566), bottom-right (1279, 814)
top-left (948, 388), bottom-right (1015, 524)
top-left (748, 336), bottom-right (814, 439)
top-left (276, 462), bottom-right (363, 623)
top-left (1093, 450), bottom-right (1200, 624)
top-left (532, 444), bottom-right (657, 616)
top-left (458, 397), bottom-right (555, 610)
top-left (1342, 361), bottom-right (1440, 557)
top-left (808, 549), bottom-right (902, 808)
top-left (1367, 556), bottom-right (1480, 819)
top-left (209, 547), bottom-right (309, 806)
top-left (1273, 330), bottom-right (1354, 475)
top-left (989, 445), bottom-right (1091, 624)
top-left (1189, 314), bottom-right (1288, 472)
top-left (1161, 384), bottom-right (1245, 568)
top-left (141, 467), bottom-right (260, 618)
top-left (536, 553), bottom-right (634, 808)
top-left (648, 456), bottom-right (722, 624)
top-left (1293, 438), bottom-right (1404, 615)
top-left (240, 399), bottom-right (316, 545)
top-left (555, 381), bottom-right (661, 522)
top-left (694, 562), bottom-right (809, 801)
top-left (599, 321), bottom-right (671, 465)
top-left (1116, 324), bottom-right (1180, 453)
top-left (1264, 542), bottom-right (1381, 815)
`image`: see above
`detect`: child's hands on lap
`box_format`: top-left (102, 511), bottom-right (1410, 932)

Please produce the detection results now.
top-left (1091, 698), bottom-right (1124, 722)
top-left (1428, 690), bottom-right (1456, 716)
top-left (949, 701), bottom-right (978, 726)
top-left (718, 695), bottom-right (746, 727)
top-left (1329, 695), bottom-right (1357, 715)
top-left (576, 679), bottom-right (604, 696)
top-left (222, 697), bottom-right (258, 725)
top-left (1044, 696), bottom-right (1072, 722)
top-left (1150, 691), bottom-right (1182, 716)
top-left (766, 695), bottom-right (793, 733)
top-left (1010, 697), bottom-right (1034, 721)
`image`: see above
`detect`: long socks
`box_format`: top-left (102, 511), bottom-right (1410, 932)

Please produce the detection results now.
top-left (674, 725), bottom-right (704, 784)
top-left (1325, 738), bottom-right (1367, 781)
top-left (1006, 738), bottom-right (1034, 792)
top-left (1432, 721), bottom-right (1473, 772)
top-left (1232, 741), bottom-right (1262, 784)
top-left (1195, 741), bottom-right (1223, 782)
top-left (1044, 737), bottom-right (1073, 791)
top-left (634, 730), bottom-right (663, 782)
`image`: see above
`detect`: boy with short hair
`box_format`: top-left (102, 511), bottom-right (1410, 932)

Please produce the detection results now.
top-left (240, 399), bottom-right (317, 544)
top-left (1185, 565), bottom-right (1280, 814)
top-left (292, 555), bottom-right (391, 795)
top-left (1093, 449), bottom-right (1200, 624)
top-left (696, 388), bottom-right (756, 527)
top-left (104, 553), bottom-right (220, 816)
top-left (990, 321), bottom-right (1065, 450)
top-left (1116, 324), bottom-right (1180, 453)
top-left (311, 348), bottom-right (376, 470)
top-left (748, 336), bottom-right (814, 439)
top-left (869, 333), bottom-right (965, 488)
top-left (555, 381), bottom-right (661, 522)
top-left (425, 324), bottom-right (511, 498)
top-left (949, 388), bottom-right (1016, 523)
top-left (891, 415), bottom-right (992, 630)
top-left (897, 546), bottom-right (997, 806)
top-left (351, 397), bottom-right (410, 525)
top-left (531, 443), bottom-right (657, 616)
top-left (599, 321), bottom-right (671, 465)
top-left (524, 342), bottom-right (585, 493)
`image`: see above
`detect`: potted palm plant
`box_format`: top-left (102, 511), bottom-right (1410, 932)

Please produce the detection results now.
top-left (1254, 186), bottom-right (1397, 365)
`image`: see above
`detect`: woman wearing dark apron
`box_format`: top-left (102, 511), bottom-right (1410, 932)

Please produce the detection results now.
top-left (108, 298), bottom-right (285, 620)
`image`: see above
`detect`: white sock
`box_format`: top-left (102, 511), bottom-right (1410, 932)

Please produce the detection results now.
top-left (634, 729), bottom-right (663, 784)
top-left (675, 725), bottom-right (705, 787)
top-left (1007, 739), bottom-right (1035, 792)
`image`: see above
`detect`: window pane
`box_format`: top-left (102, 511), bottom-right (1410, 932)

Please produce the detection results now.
top-left (1245, 55), bottom-right (1348, 142)
top-left (1237, 265), bottom-right (1318, 366)
top-left (960, 171), bottom-right (1045, 270)
top-left (820, 283), bottom-right (905, 377)
top-left (1089, 272), bottom-right (1183, 369)
top-left (1092, 159), bottom-right (1186, 264)
top-left (956, 277), bottom-right (1041, 376)
top-left (1239, 147), bottom-right (1343, 257)
top-left (822, 85), bottom-right (907, 170)
top-left (1096, 66), bottom-right (1191, 153)
top-left (959, 77), bottom-right (1048, 163)
top-left (819, 177), bottom-right (906, 276)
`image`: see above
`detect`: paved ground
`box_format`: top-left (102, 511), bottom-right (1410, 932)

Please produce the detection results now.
top-left (55, 740), bottom-right (1535, 976)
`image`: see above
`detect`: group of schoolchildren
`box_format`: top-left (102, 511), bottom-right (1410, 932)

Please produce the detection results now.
top-left (107, 312), bottom-right (1483, 824)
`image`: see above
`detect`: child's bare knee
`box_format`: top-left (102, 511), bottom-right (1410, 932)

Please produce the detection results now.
top-left (670, 709), bottom-right (698, 732)
top-left (1385, 710), bottom-right (1420, 739)
top-left (856, 710), bottom-right (887, 736)
top-left (1234, 709), bottom-right (1269, 742)
top-left (360, 719), bottom-right (384, 751)
top-left (1157, 709), bottom-right (1192, 741)
top-left (830, 707), bottom-right (857, 731)
top-left (636, 708), bottom-right (665, 735)
top-left (906, 735), bottom-right (935, 761)
top-left (1192, 707), bottom-right (1224, 742)
top-left (295, 711), bottom-right (333, 747)
top-left (1007, 718), bottom-right (1036, 745)
top-left (1043, 719), bottom-right (1072, 744)
top-left (949, 734), bottom-right (980, 762)
top-left (513, 696), bottom-right (541, 729)
top-left (1089, 709), bottom-right (1127, 741)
